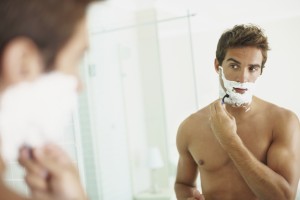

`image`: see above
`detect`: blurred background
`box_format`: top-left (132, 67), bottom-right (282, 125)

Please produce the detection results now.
top-left (4, 0), bottom-right (300, 199)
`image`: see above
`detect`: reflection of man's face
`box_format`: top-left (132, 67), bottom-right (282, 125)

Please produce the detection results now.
top-left (221, 47), bottom-right (262, 83)
top-left (218, 47), bottom-right (263, 107)
top-left (0, 17), bottom-right (88, 93)
top-left (0, 18), bottom-right (89, 162)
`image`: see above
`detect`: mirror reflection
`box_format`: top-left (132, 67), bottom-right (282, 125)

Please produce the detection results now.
top-left (2, 0), bottom-right (300, 200)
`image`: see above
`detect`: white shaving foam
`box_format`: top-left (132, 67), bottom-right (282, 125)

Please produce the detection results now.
top-left (219, 66), bottom-right (256, 107)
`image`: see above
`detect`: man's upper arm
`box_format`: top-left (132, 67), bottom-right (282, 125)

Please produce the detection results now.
top-left (267, 110), bottom-right (300, 196)
top-left (175, 119), bottom-right (198, 187)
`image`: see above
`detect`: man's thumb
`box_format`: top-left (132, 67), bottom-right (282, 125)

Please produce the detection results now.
top-left (193, 189), bottom-right (205, 200)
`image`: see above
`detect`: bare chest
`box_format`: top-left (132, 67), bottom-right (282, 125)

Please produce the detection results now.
top-left (189, 121), bottom-right (272, 172)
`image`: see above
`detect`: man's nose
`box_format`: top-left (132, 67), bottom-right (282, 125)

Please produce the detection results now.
top-left (236, 69), bottom-right (249, 83)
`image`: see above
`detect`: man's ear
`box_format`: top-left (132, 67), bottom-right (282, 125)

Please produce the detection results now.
top-left (214, 58), bottom-right (220, 73)
top-left (1, 37), bottom-right (43, 88)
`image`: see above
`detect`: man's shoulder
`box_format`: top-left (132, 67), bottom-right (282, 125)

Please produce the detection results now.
top-left (182, 103), bottom-right (211, 123)
top-left (255, 97), bottom-right (297, 116)
top-left (260, 101), bottom-right (300, 144)
top-left (256, 97), bottom-right (299, 127)
top-left (176, 104), bottom-right (212, 147)
top-left (177, 103), bottom-right (212, 135)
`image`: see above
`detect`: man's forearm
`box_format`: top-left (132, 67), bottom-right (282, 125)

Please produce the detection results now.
top-left (0, 181), bottom-right (29, 200)
top-left (175, 182), bottom-right (197, 200)
top-left (221, 136), bottom-right (292, 200)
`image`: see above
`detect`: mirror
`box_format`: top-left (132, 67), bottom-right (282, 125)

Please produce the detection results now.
top-left (4, 1), bottom-right (300, 199)
top-left (78, 4), bottom-right (300, 199)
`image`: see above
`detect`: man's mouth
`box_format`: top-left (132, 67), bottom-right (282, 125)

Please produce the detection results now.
top-left (234, 88), bottom-right (247, 94)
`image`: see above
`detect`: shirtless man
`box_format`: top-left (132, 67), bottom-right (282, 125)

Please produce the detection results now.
top-left (174, 24), bottom-right (300, 200)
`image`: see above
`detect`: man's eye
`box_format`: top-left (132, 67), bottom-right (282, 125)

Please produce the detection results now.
top-left (249, 66), bottom-right (259, 72)
top-left (230, 64), bottom-right (239, 69)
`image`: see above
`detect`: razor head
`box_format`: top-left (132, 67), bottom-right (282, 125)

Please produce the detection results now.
top-left (222, 94), bottom-right (230, 104)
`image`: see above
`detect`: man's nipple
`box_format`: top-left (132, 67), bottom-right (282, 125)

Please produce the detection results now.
top-left (198, 159), bottom-right (205, 165)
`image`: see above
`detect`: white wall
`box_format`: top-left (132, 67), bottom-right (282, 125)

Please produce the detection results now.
top-left (84, 1), bottom-right (300, 199)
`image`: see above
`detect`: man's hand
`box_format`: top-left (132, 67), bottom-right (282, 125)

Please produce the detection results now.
top-left (186, 189), bottom-right (205, 200)
top-left (0, 140), bottom-right (6, 176)
top-left (18, 144), bottom-right (87, 200)
top-left (209, 100), bottom-right (238, 145)
top-left (0, 153), bottom-right (5, 176)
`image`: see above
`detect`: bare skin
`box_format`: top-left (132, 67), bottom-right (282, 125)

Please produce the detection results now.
top-left (175, 47), bottom-right (300, 200)
top-left (18, 144), bottom-right (88, 200)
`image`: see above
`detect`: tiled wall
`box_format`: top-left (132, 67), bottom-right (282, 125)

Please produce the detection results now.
top-left (4, 161), bottom-right (28, 196)
top-left (77, 90), bottom-right (101, 200)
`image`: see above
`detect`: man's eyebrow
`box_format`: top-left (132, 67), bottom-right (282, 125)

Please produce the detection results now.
top-left (226, 58), bottom-right (241, 64)
top-left (249, 64), bottom-right (261, 68)
top-left (226, 58), bottom-right (261, 68)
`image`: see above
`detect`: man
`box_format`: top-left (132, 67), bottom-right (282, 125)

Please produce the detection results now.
top-left (0, 0), bottom-right (103, 199)
top-left (175, 24), bottom-right (300, 200)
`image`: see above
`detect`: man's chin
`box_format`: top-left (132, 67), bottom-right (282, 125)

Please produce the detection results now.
top-left (225, 100), bottom-right (252, 112)
top-left (225, 96), bottom-right (252, 107)
top-left (232, 102), bottom-right (250, 107)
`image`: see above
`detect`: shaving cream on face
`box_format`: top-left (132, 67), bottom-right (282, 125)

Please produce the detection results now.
top-left (0, 72), bottom-right (78, 162)
top-left (219, 66), bottom-right (256, 107)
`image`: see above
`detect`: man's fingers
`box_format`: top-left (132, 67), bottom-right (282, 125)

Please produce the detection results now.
top-left (0, 154), bottom-right (6, 175)
top-left (209, 102), bottom-right (217, 120)
top-left (212, 100), bottom-right (228, 117)
top-left (31, 190), bottom-right (53, 200)
top-left (18, 147), bottom-right (46, 177)
top-left (214, 100), bottom-right (226, 114)
top-left (43, 143), bottom-right (72, 165)
top-left (33, 145), bottom-right (76, 178)
top-left (193, 189), bottom-right (205, 200)
top-left (25, 172), bottom-right (48, 192)
top-left (32, 148), bottom-right (62, 177)
top-left (214, 100), bottom-right (235, 120)
top-left (210, 101), bottom-right (226, 123)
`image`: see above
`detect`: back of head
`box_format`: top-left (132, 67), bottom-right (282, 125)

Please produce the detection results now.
top-left (0, 0), bottom-right (98, 72)
top-left (216, 24), bottom-right (270, 69)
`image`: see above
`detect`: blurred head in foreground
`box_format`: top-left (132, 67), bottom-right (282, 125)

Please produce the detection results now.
top-left (0, 0), bottom-right (98, 161)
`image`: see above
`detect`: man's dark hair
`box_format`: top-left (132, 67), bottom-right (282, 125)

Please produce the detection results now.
top-left (216, 24), bottom-right (270, 72)
top-left (0, 0), bottom-right (99, 71)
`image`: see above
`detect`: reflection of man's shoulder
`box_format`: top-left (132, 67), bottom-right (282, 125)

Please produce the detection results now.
top-left (260, 98), bottom-right (296, 118)
top-left (187, 108), bottom-right (209, 124)
top-left (178, 107), bottom-right (210, 136)
top-left (272, 106), bottom-right (298, 123)
top-left (259, 99), bottom-right (299, 127)
top-left (255, 97), bottom-right (292, 115)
